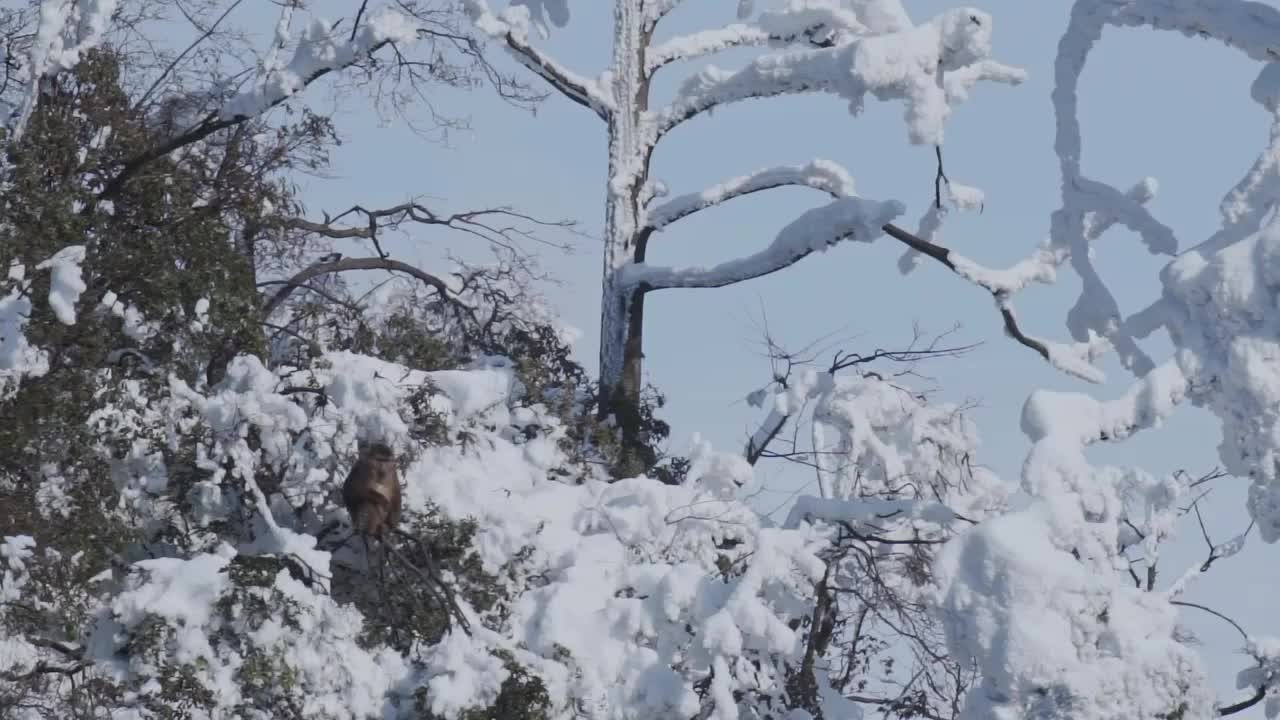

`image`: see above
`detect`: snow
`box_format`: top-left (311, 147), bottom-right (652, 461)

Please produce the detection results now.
top-left (35, 244), bottom-right (88, 325)
top-left (937, 504), bottom-right (1214, 720)
top-left (0, 283), bottom-right (45, 383)
top-left (1, 246), bottom-right (92, 391)
top-left (407, 429), bottom-right (829, 717)
top-left (932, 355), bottom-right (1232, 718)
top-left (1, 535), bottom-right (36, 604)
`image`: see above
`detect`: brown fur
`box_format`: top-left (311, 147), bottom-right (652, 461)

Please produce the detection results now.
top-left (342, 442), bottom-right (402, 538)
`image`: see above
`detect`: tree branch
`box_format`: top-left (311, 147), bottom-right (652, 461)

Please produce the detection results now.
top-left (0, 659), bottom-right (93, 682)
top-left (1168, 600), bottom-right (1249, 642)
top-left (135, 0), bottom-right (247, 112)
top-left (274, 202), bottom-right (574, 258)
top-left (880, 223), bottom-right (1105, 381)
top-left (1217, 686), bottom-right (1267, 717)
top-left (261, 257), bottom-right (471, 319)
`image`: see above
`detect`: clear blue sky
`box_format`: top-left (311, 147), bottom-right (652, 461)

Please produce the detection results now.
top-left (251, 1), bottom-right (1275, 713)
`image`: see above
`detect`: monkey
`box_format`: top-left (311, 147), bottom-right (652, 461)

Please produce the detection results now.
top-left (342, 442), bottom-right (402, 538)
top-left (339, 441), bottom-right (472, 635)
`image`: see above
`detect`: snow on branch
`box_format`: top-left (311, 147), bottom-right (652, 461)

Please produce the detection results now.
top-left (219, 8), bottom-right (421, 120)
top-left (621, 196), bottom-right (904, 291)
top-left (97, 7), bottom-right (424, 199)
top-left (1231, 637), bottom-right (1280, 717)
top-left (786, 494), bottom-right (959, 538)
top-left (646, 24), bottom-right (775, 75)
top-left (1219, 103), bottom-right (1280, 229)
top-left (654, 9), bottom-right (1024, 144)
top-left (937, 362), bottom-right (1216, 720)
top-left (1050, 1), bottom-right (1280, 547)
top-left (1, 246), bottom-right (89, 386)
top-left (1070, 177), bottom-right (1176, 256)
top-left (465, 0), bottom-right (613, 120)
top-left (7, 0), bottom-right (119, 141)
top-left (644, 160), bottom-right (854, 232)
top-left (1065, 0), bottom-right (1280, 65)
top-left (645, 4), bottom-right (868, 75)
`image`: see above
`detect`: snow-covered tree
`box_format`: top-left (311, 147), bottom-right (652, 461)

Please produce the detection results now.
top-left (7, 1), bottom-right (1280, 719)
top-left (740, 327), bottom-right (1008, 718)
top-left (877, 1), bottom-right (1280, 717)
top-left (464, 0), bottom-right (1025, 467)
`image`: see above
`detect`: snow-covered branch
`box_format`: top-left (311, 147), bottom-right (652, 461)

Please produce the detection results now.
top-left (621, 196), bottom-right (903, 291)
top-left (99, 8), bottom-right (424, 199)
top-left (653, 10), bottom-right (1024, 144)
top-left (785, 494), bottom-right (959, 533)
top-left (645, 6), bottom-right (869, 76)
top-left (899, 177), bottom-right (1158, 289)
top-left (7, 0), bottom-right (119, 141)
top-left (644, 160), bottom-right (854, 232)
top-left (646, 24), bottom-right (773, 75)
top-left (465, 0), bottom-right (613, 120)
top-left (222, 9), bottom-right (421, 120)
top-left (881, 223), bottom-right (1108, 382)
